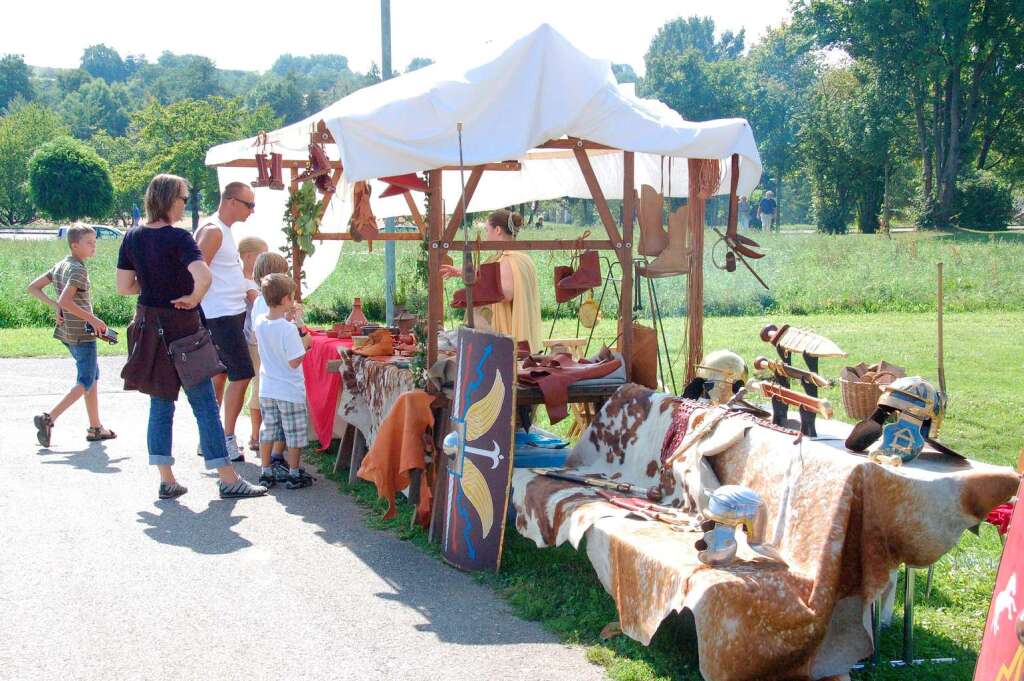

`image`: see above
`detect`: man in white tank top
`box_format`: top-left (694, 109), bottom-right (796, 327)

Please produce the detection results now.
top-left (195, 182), bottom-right (258, 461)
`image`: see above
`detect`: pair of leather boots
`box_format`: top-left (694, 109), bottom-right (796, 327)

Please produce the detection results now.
top-left (554, 250), bottom-right (601, 303)
top-left (252, 153), bottom-right (285, 190)
top-left (637, 185), bottom-right (691, 278)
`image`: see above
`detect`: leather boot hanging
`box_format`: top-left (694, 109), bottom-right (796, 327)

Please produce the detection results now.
top-left (349, 181), bottom-right (379, 242)
top-left (268, 152), bottom-right (284, 190)
top-left (640, 205), bottom-right (690, 278)
top-left (452, 261), bottom-right (504, 308)
top-left (252, 154), bottom-right (270, 188)
top-left (557, 249), bottom-right (601, 292)
top-left (638, 184), bottom-right (668, 257)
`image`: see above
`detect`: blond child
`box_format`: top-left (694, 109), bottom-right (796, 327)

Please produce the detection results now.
top-left (26, 224), bottom-right (116, 446)
top-left (238, 236), bottom-right (269, 450)
top-left (253, 273), bottom-right (313, 489)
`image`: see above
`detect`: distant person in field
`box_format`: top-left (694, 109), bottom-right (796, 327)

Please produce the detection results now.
top-left (26, 224), bottom-right (116, 447)
top-left (758, 190), bottom-right (777, 232)
top-left (738, 196), bottom-right (750, 230)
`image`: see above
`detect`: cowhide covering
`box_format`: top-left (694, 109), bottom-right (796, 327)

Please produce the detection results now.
top-left (511, 383), bottom-right (1019, 681)
top-left (335, 348), bottom-right (415, 445)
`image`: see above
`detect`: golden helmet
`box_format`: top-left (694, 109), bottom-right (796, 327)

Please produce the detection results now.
top-left (878, 376), bottom-right (946, 436)
top-left (696, 350), bottom-right (749, 385)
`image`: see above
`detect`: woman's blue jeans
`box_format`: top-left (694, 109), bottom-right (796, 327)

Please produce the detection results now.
top-left (147, 378), bottom-right (230, 469)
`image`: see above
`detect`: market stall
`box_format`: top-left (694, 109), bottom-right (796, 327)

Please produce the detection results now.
top-left (192, 22), bottom-right (1020, 681)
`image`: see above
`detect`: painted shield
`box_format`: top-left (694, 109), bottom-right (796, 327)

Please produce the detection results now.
top-left (974, 477), bottom-right (1024, 681)
top-left (441, 327), bottom-right (516, 573)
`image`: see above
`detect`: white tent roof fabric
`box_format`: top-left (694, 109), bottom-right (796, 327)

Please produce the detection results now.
top-left (207, 24), bottom-right (761, 295)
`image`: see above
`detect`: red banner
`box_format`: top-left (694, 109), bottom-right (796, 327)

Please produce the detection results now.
top-left (975, 479), bottom-right (1024, 681)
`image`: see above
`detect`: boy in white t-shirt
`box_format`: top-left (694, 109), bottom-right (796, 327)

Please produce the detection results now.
top-left (254, 274), bottom-right (314, 490)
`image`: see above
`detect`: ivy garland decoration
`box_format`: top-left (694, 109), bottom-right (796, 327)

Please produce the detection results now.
top-left (283, 181), bottom-right (320, 257)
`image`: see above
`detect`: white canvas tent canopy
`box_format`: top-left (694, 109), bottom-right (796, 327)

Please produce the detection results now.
top-left (206, 23), bottom-right (761, 295)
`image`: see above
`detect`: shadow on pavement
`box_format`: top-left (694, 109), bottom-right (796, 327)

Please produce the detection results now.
top-left (40, 443), bottom-right (130, 474)
top-left (137, 500), bottom-right (253, 554)
top-left (270, 470), bottom-right (554, 647)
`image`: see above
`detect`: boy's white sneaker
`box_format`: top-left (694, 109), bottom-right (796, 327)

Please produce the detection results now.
top-left (225, 435), bottom-right (244, 462)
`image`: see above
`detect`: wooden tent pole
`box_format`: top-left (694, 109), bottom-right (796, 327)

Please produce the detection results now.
top-left (620, 151), bottom-right (635, 379)
top-left (426, 168), bottom-right (444, 367)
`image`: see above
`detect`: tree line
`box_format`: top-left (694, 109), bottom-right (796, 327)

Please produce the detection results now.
top-left (1, 3), bottom-right (1021, 232)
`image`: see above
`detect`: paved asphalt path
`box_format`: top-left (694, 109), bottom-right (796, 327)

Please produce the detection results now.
top-left (0, 357), bottom-right (607, 681)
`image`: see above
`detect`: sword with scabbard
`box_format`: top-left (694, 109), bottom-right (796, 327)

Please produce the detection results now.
top-left (530, 468), bottom-right (664, 502)
top-left (753, 356), bottom-right (832, 389)
top-left (746, 379), bottom-right (834, 419)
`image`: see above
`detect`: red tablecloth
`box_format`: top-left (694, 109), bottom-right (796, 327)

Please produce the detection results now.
top-left (302, 331), bottom-right (352, 449)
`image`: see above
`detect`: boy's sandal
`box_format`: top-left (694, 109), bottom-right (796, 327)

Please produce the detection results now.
top-left (86, 426), bottom-right (117, 442)
top-left (34, 413), bottom-right (53, 447)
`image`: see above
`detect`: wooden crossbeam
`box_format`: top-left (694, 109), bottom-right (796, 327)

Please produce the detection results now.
top-left (312, 231), bottom-right (423, 241)
top-left (447, 239), bottom-right (614, 251)
top-left (211, 158), bottom-right (343, 171)
top-left (442, 166), bottom-right (484, 244)
top-left (440, 161), bottom-right (521, 172)
top-left (538, 138), bottom-right (617, 151)
top-left (573, 147), bottom-right (623, 247)
top-left (403, 191), bottom-right (427, 236)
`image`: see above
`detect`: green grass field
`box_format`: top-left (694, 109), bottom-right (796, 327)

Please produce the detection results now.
top-left (3, 224), bottom-right (1023, 328)
top-left (2, 228), bottom-right (1021, 680)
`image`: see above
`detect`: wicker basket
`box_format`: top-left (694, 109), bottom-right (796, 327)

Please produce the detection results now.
top-left (840, 378), bottom-right (883, 420)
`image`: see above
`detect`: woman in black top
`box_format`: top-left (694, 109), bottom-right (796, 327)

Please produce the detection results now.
top-left (116, 174), bottom-right (266, 501)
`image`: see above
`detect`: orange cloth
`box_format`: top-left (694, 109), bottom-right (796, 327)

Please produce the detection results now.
top-left (357, 390), bottom-right (435, 525)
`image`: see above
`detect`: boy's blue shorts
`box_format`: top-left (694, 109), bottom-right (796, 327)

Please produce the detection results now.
top-left (63, 340), bottom-right (99, 390)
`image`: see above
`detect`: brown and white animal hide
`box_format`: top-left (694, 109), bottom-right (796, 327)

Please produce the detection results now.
top-left (335, 349), bottom-right (415, 445)
top-left (511, 383), bottom-right (1019, 681)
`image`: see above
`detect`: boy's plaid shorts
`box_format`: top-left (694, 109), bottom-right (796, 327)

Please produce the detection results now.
top-left (259, 397), bottom-right (308, 449)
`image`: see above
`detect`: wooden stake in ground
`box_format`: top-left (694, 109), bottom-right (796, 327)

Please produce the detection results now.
top-left (937, 262), bottom-right (947, 396)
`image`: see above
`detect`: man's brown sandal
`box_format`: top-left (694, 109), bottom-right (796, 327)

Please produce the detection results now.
top-left (86, 426), bottom-right (117, 442)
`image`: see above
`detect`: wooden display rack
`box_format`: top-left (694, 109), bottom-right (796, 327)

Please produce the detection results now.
top-left (212, 121), bottom-right (732, 380)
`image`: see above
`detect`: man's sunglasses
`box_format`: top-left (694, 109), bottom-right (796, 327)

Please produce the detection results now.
top-left (232, 197), bottom-right (256, 210)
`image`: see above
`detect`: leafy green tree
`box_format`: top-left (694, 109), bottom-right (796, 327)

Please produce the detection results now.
top-left (800, 0), bottom-right (1024, 226)
top-left (0, 54), bottom-right (34, 111)
top-left (28, 137), bottom-right (114, 220)
top-left (406, 57), bottom-right (434, 72)
top-left (0, 102), bottom-right (66, 224)
top-left (150, 53), bottom-right (222, 102)
top-left (271, 54), bottom-right (351, 91)
top-left (249, 72), bottom-right (319, 125)
top-left (91, 132), bottom-right (147, 226)
top-left (81, 44), bottom-right (127, 83)
top-left (612, 63), bottom-right (638, 84)
top-left (743, 23), bottom-right (819, 225)
top-left (797, 69), bottom-right (858, 233)
top-left (646, 16), bottom-right (745, 63)
top-left (57, 68), bottom-right (90, 94)
top-left (62, 78), bottom-right (131, 138)
top-left (133, 97), bottom-right (280, 229)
